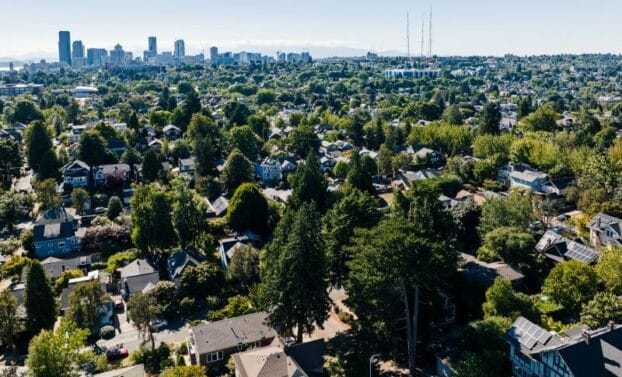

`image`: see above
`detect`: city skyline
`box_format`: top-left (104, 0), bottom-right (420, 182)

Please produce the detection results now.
top-left (3, 0), bottom-right (622, 61)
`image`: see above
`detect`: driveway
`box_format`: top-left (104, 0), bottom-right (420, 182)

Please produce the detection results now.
top-left (97, 298), bottom-right (190, 353)
top-left (304, 287), bottom-right (352, 341)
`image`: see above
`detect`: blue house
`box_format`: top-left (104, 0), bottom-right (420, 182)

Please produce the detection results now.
top-left (33, 208), bottom-right (80, 259)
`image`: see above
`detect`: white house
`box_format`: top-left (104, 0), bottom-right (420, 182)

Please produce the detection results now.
top-left (588, 213), bottom-right (622, 248)
top-left (255, 158), bottom-right (282, 185)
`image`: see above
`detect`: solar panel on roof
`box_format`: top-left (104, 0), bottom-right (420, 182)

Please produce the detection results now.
top-left (564, 243), bottom-right (599, 264)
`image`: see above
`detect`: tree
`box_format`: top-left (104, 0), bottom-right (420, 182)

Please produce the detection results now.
top-left (442, 105), bottom-right (463, 125)
top-left (595, 247), bottom-right (622, 295)
top-left (581, 292), bottom-right (622, 329)
top-left (194, 138), bottom-right (216, 177)
top-left (287, 125), bottom-right (320, 158)
top-left (172, 179), bottom-right (207, 248)
top-left (227, 183), bottom-right (269, 234)
top-left (106, 196), bottom-right (123, 220)
top-left (0, 290), bottom-right (17, 350)
top-left (35, 179), bottom-right (60, 210)
top-left (477, 227), bottom-right (535, 264)
top-left (128, 292), bottom-right (159, 350)
top-left (519, 105), bottom-right (559, 132)
top-left (160, 366), bottom-right (206, 377)
top-left (24, 121), bottom-right (53, 170)
top-left (142, 149), bottom-right (162, 183)
top-left (180, 262), bottom-right (225, 298)
top-left (211, 295), bottom-right (256, 320)
top-left (453, 353), bottom-right (495, 377)
top-left (323, 188), bottom-right (380, 286)
top-left (130, 184), bottom-right (176, 252)
top-left (71, 188), bottom-right (89, 215)
top-left (0, 191), bottom-right (31, 232)
top-left (256, 90), bottom-right (276, 105)
top-left (345, 151), bottom-right (375, 193)
top-left (25, 260), bottom-right (57, 335)
top-left (26, 320), bottom-right (89, 377)
top-left (290, 152), bottom-right (328, 210)
top-left (148, 281), bottom-right (178, 320)
top-left (228, 244), bottom-right (260, 288)
top-left (38, 149), bottom-right (60, 180)
top-left (248, 114), bottom-right (270, 139)
top-left (542, 260), bottom-right (599, 316)
top-left (261, 203), bottom-right (330, 343)
top-left (482, 278), bottom-right (534, 320)
top-left (459, 317), bottom-right (512, 377)
top-left (12, 100), bottom-right (44, 124)
top-left (228, 126), bottom-right (260, 161)
top-left (66, 280), bottom-right (106, 331)
top-left (479, 103), bottom-right (501, 135)
top-left (223, 101), bottom-right (251, 126)
top-left (180, 90), bottom-right (202, 130)
top-left (221, 148), bottom-right (253, 194)
top-left (79, 131), bottom-right (111, 167)
top-left (478, 190), bottom-right (533, 236)
top-left (0, 139), bottom-right (22, 189)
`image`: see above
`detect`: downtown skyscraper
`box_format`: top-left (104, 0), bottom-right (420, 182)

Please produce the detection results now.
top-left (58, 30), bottom-right (71, 65)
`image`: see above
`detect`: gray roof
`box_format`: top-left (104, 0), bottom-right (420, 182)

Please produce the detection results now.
top-left (536, 231), bottom-right (599, 264)
top-left (506, 316), bottom-right (563, 354)
top-left (119, 259), bottom-right (156, 278)
top-left (190, 312), bottom-right (276, 355)
top-left (39, 255), bottom-right (92, 280)
top-left (167, 251), bottom-right (201, 280)
top-left (588, 213), bottom-right (622, 235)
top-left (208, 196), bottom-right (229, 217)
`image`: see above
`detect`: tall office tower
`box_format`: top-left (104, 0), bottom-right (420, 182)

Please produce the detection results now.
top-left (87, 48), bottom-right (108, 67)
top-left (209, 46), bottom-right (218, 63)
top-left (58, 31), bottom-right (72, 65)
top-left (148, 36), bottom-right (157, 54)
top-left (174, 39), bottom-right (185, 61)
top-left (109, 44), bottom-right (125, 66)
top-left (72, 41), bottom-right (85, 59)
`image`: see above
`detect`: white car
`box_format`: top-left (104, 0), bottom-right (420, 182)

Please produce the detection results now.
top-left (151, 319), bottom-right (168, 332)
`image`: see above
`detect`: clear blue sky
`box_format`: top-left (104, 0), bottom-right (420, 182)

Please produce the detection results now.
top-left (2, 0), bottom-right (622, 59)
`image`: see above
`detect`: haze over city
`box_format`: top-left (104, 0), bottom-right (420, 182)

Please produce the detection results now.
top-left (2, 0), bottom-right (622, 61)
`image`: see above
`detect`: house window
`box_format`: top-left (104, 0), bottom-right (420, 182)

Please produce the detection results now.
top-left (58, 242), bottom-right (65, 248)
top-left (207, 351), bottom-right (223, 363)
top-left (606, 230), bottom-right (614, 238)
top-left (48, 242), bottom-right (53, 247)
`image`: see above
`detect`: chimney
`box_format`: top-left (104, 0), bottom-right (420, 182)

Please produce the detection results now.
top-left (582, 329), bottom-right (591, 344)
top-left (609, 321), bottom-right (615, 331)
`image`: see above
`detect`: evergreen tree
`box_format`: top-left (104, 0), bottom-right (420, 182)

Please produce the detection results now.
top-left (261, 203), bottom-right (330, 343)
top-left (221, 148), bottom-right (253, 194)
top-left (227, 183), bottom-right (269, 234)
top-left (142, 149), bottom-right (162, 183)
top-left (290, 152), bottom-right (327, 210)
top-left (479, 103), bottom-right (501, 135)
top-left (25, 261), bottom-right (57, 335)
top-left (131, 184), bottom-right (176, 252)
top-left (172, 179), bottom-right (207, 249)
top-left (106, 196), bottom-right (123, 220)
top-left (24, 121), bottom-right (53, 170)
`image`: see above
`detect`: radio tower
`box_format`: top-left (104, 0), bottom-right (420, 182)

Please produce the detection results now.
top-left (420, 15), bottom-right (425, 58)
top-left (406, 12), bottom-right (411, 61)
top-left (428, 6), bottom-right (433, 59)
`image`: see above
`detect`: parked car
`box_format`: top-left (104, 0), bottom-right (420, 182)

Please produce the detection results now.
top-left (105, 344), bottom-right (129, 361)
top-left (94, 207), bottom-right (106, 214)
top-left (151, 319), bottom-right (168, 332)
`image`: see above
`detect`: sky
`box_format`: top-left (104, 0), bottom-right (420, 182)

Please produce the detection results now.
top-left (1, 0), bottom-right (622, 60)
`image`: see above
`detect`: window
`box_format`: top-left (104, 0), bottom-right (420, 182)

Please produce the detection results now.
top-left (48, 242), bottom-right (53, 247)
top-left (58, 242), bottom-right (65, 248)
top-left (207, 351), bottom-right (223, 363)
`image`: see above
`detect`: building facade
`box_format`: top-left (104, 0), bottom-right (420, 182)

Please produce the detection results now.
top-left (58, 31), bottom-right (72, 66)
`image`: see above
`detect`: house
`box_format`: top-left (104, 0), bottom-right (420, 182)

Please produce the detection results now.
top-left (178, 157), bottom-right (196, 177)
top-left (187, 312), bottom-right (277, 374)
top-left (393, 169), bottom-right (441, 190)
top-left (93, 164), bottom-right (131, 186)
top-left (94, 364), bottom-right (145, 377)
top-left (207, 195), bottom-right (229, 218)
top-left (535, 231), bottom-right (599, 264)
top-left (39, 255), bottom-right (92, 280)
top-left (407, 146), bottom-right (445, 165)
top-left (107, 137), bottom-right (126, 155)
top-left (232, 339), bottom-right (307, 377)
top-left (148, 138), bottom-right (163, 151)
top-left (62, 160), bottom-right (90, 188)
top-left (162, 124), bottom-right (182, 140)
top-left (218, 235), bottom-right (252, 269)
top-left (506, 316), bottom-right (622, 377)
top-left (118, 259), bottom-right (160, 299)
top-left (281, 160), bottom-right (297, 175)
top-left (69, 124), bottom-right (89, 142)
top-left (588, 213), bottom-right (622, 248)
top-left (33, 208), bottom-right (81, 258)
top-left (286, 339), bottom-right (327, 377)
top-left (459, 253), bottom-right (525, 290)
top-left (255, 158), bottom-right (282, 185)
top-left (498, 163), bottom-right (562, 195)
top-left (167, 250), bottom-right (202, 288)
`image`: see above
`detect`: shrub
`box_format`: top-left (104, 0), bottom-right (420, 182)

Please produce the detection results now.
top-left (99, 325), bottom-right (115, 339)
top-left (179, 297), bottom-right (196, 315)
top-left (81, 225), bottom-right (131, 257)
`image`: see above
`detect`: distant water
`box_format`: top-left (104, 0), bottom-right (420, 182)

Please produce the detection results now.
top-left (0, 67), bottom-right (20, 72)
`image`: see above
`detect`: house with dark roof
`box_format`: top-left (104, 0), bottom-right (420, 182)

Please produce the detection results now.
top-left (588, 213), bottom-right (622, 248)
top-left (118, 259), bottom-right (160, 299)
top-left (506, 316), bottom-right (622, 377)
top-left (62, 160), bottom-right (90, 188)
top-left (167, 250), bottom-right (202, 289)
top-left (163, 125), bottom-right (182, 140)
top-left (218, 235), bottom-right (252, 269)
top-left (536, 230), bottom-right (599, 264)
top-left (33, 208), bottom-right (80, 258)
top-left (187, 312), bottom-right (277, 374)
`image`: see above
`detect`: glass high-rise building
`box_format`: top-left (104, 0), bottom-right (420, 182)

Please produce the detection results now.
top-left (72, 40), bottom-right (85, 59)
top-left (148, 36), bottom-right (157, 54)
top-left (58, 31), bottom-right (72, 65)
top-left (174, 39), bottom-right (185, 61)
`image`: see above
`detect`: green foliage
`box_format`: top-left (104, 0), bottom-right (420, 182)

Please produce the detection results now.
top-left (261, 203), bottom-right (330, 342)
top-left (0, 290), bottom-right (18, 349)
top-left (35, 179), bottom-right (60, 210)
top-left (106, 196), bottom-right (123, 220)
top-left (12, 100), bottom-right (44, 124)
top-left (227, 183), bottom-right (269, 234)
top-left (479, 103), bottom-right (501, 135)
top-left (595, 247), bottom-right (622, 295)
top-left (228, 125), bottom-right (260, 160)
top-left (148, 281), bottom-right (179, 320)
top-left (472, 134), bottom-right (514, 160)
top-left (27, 320), bottom-right (89, 377)
top-left (79, 130), bottom-right (113, 166)
top-left (227, 244), bottom-right (260, 288)
top-left (407, 123), bottom-right (471, 156)
top-left (581, 292), bottom-right (622, 329)
top-left (66, 280), bottom-right (107, 331)
top-left (345, 151), bottom-right (375, 193)
top-left (131, 343), bottom-right (174, 375)
top-left (142, 149), bottom-right (162, 183)
top-left (172, 179), bottom-right (207, 248)
top-left (290, 152), bottom-right (328, 210)
top-left (323, 188), bottom-right (380, 286)
top-left (131, 184), bottom-right (176, 252)
top-left (71, 188), bottom-right (89, 215)
top-left (54, 269), bottom-right (84, 295)
top-left (24, 121), bottom-right (54, 172)
top-left (519, 105), bottom-right (560, 132)
top-left (542, 260), bottom-right (599, 316)
top-left (180, 262), bottom-right (225, 298)
top-left (477, 227), bottom-right (535, 264)
top-left (160, 365), bottom-right (206, 377)
top-left (460, 317), bottom-right (512, 377)
top-left (2, 255), bottom-right (31, 278)
top-left (25, 260), bottom-right (57, 334)
top-left (482, 278), bottom-right (535, 320)
top-left (478, 190), bottom-right (534, 236)
top-left (209, 295), bottom-right (256, 321)
top-left (0, 139), bottom-right (23, 189)
top-left (287, 125), bottom-right (320, 158)
top-left (221, 148), bottom-right (254, 194)
top-left (128, 292), bottom-right (159, 350)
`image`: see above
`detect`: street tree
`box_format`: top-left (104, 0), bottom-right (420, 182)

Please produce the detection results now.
top-left (66, 280), bottom-right (106, 331)
top-left (71, 188), bottom-right (89, 215)
top-left (127, 292), bottom-right (159, 350)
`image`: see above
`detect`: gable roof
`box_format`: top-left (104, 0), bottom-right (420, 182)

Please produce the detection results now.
top-left (167, 250), bottom-right (201, 280)
top-left (588, 213), bottom-right (622, 235)
top-left (287, 339), bottom-right (326, 377)
top-left (119, 259), bottom-right (156, 278)
top-left (63, 160), bottom-right (90, 175)
top-left (190, 312), bottom-right (276, 355)
top-left (506, 316), bottom-right (563, 354)
top-left (39, 255), bottom-right (92, 279)
top-left (234, 345), bottom-right (307, 377)
top-left (556, 325), bottom-right (622, 377)
top-left (536, 231), bottom-right (599, 264)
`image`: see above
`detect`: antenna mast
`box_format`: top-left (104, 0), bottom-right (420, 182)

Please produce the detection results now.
top-left (406, 11), bottom-right (411, 61)
top-left (428, 6), bottom-right (433, 59)
top-left (420, 15), bottom-right (425, 58)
